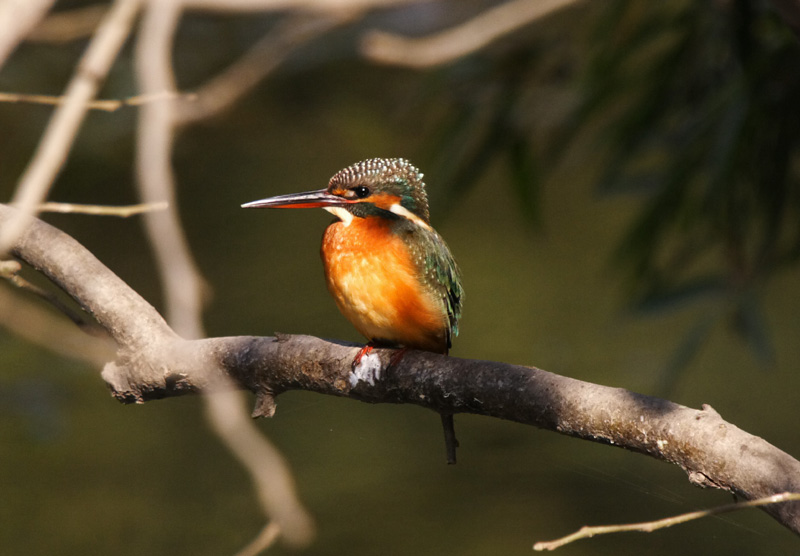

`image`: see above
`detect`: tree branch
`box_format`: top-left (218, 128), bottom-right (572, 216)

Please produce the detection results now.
top-left (0, 0), bottom-right (141, 255)
top-left (533, 492), bottom-right (800, 551)
top-left (27, 4), bottom-right (109, 44)
top-left (1, 201), bottom-right (314, 546)
top-left (3, 202), bottom-right (800, 537)
top-left (173, 13), bottom-right (352, 126)
top-left (131, 4), bottom-right (318, 548)
top-left (0, 0), bottom-right (55, 68)
top-left (0, 284), bottom-right (115, 366)
top-left (361, 0), bottom-right (581, 68)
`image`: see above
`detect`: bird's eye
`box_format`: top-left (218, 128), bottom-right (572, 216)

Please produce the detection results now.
top-left (352, 185), bottom-right (370, 199)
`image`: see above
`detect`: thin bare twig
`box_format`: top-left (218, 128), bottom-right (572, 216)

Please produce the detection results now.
top-left (0, 91), bottom-right (195, 112)
top-left (533, 492), bottom-right (800, 551)
top-left (134, 0), bottom-right (314, 547)
top-left (361, 0), bottom-right (581, 68)
top-left (1, 258), bottom-right (94, 329)
top-left (38, 201), bottom-right (168, 217)
top-left (0, 285), bottom-right (115, 366)
top-left (0, 0), bottom-right (142, 255)
top-left (174, 13), bottom-right (352, 126)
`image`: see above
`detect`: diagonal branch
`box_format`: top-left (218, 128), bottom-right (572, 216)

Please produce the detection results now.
top-left (361, 0), bottom-right (581, 68)
top-left (173, 13), bottom-right (352, 126)
top-left (3, 202), bottom-right (800, 537)
top-left (0, 0), bottom-right (55, 68)
top-left (0, 284), bottom-right (115, 366)
top-left (1, 200), bottom-right (314, 547)
top-left (27, 4), bottom-right (109, 44)
top-left (0, 0), bottom-right (141, 255)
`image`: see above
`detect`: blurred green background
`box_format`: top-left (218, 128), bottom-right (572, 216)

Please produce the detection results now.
top-left (1, 1), bottom-right (799, 555)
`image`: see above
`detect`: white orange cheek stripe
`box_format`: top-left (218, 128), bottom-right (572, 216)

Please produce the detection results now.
top-left (389, 203), bottom-right (432, 230)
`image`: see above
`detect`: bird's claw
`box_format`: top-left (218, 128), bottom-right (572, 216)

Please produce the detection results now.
top-left (352, 344), bottom-right (375, 369)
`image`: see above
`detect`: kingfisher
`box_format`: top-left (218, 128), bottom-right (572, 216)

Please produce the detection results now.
top-left (243, 158), bottom-right (464, 463)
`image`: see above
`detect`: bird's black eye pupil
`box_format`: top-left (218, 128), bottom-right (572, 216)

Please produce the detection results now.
top-left (353, 186), bottom-right (370, 198)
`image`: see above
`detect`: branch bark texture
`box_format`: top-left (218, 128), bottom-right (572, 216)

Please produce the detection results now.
top-left (3, 203), bottom-right (800, 536)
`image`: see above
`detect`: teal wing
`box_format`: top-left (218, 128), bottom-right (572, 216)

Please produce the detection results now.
top-left (422, 230), bottom-right (463, 351)
top-left (394, 218), bottom-right (464, 352)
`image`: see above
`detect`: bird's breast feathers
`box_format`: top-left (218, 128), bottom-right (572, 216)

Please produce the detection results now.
top-left (321, 217), bottom-right (449, 352)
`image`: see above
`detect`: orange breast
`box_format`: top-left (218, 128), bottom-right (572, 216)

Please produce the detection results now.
top-left (321, 217), bottom-right (448, 353)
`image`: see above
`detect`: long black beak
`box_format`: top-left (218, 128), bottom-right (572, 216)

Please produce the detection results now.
top-left (242, 188), bottom-right (348, 209)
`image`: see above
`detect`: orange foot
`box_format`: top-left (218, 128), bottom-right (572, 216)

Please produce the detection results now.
top-left (352, 344), bottom-right (408, 370)
top-left (352, 343), bottom-right (375, 369)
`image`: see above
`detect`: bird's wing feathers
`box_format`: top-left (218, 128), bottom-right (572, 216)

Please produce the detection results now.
top-left (421, 231), bottom-right (463, 351)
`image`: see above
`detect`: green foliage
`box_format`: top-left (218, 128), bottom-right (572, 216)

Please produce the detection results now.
top-left (424, 1), bottom-right (800, 389)
top-left (426, 47), bottom-right (544, 226)
top-left (567, 0), bottom-right (800, 386)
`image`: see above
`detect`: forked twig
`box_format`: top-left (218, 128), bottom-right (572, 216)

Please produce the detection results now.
top-left (0, 284), bottom-right (115, 366)
top-left (533, 492), bottom-right (800, 551)
top-left (1, 259), bottom-right (93, 328)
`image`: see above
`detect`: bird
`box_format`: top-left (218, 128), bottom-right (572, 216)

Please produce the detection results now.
top-left (242, 158), bottom-right (464, 463)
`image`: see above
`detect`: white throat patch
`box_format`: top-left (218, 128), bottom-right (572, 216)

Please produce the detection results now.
top-left (324, 206), bottom-right (353, 226)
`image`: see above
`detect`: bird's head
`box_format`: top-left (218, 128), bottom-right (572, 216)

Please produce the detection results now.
top-left (242, 158), bottom-right (431, 227)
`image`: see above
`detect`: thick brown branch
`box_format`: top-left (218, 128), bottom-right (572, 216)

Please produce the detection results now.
top-left (3, 203), bottom-right (800, 536)
top-left (3, 204), bottom-right (175, 351)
